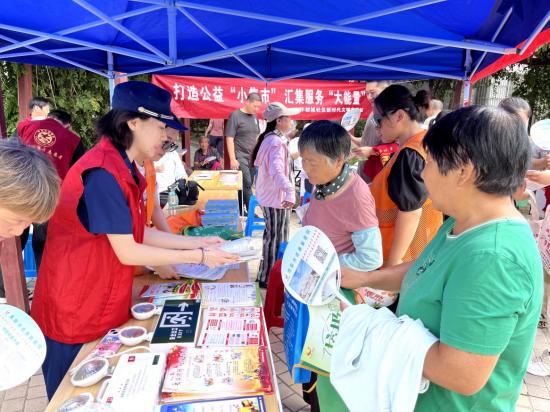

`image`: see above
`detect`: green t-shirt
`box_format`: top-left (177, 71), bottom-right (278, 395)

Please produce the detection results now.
top-left (398, 218), bottom-right (543, 412)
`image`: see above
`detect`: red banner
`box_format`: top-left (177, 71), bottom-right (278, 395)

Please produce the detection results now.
top-left (152, 75), bottom-right (371, 120)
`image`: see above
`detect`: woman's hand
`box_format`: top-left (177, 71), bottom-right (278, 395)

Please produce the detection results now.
top-left (197, 236), bottom-right (225, 248)
top-left (351, 146), bottom-right (375, 159)
top-left (153, 265), bottom-right (180, 280)
top-left (281, 200), bottom-right (294, 209)
top-left (340, 266), bottom-right (367, 289)
top-left (526, 170), bottom-right (550, 185)
top-left (203, 249), bottom-right (240, 268)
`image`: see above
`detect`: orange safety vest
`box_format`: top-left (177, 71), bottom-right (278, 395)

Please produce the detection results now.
top-left (370, 131), bottom-right (442, 263)
top-left (143, 159), bottom-right (157, 227)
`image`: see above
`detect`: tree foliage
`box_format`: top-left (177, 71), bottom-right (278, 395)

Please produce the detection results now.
top-left (492, 44), bottom-right (550, 120)
top-left (0, 62), bottom-right (149, 148)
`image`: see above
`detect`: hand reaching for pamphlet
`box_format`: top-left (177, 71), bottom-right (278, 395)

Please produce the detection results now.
top-left (203, 249), bottom-right (240, 268)
top-left (197, 236), bottom-right (225, 248)
top-left (526, 170), bottom-right (550, 185)
top-left (153, 265), bottom-right (180, 280)
top-left (351, 146), bottom-right (375, 159)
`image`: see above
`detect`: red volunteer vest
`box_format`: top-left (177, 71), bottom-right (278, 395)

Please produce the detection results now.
top-left (19, 118), bottom-right (81, 180)
top-left (31, 138), bottom-right (146, 344)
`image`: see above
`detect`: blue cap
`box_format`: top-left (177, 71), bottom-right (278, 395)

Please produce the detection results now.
top-left (112, 81), bottom-right (186, 131)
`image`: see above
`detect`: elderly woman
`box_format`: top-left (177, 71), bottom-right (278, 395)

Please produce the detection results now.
top-left (341, 106), bottom-right (543, 411)
top-left (0, 140), bottom-right (59, 240)
top-left (299, 120), bottom-right (383, 412)
top-left (370, 84), bottom-right (443, 266)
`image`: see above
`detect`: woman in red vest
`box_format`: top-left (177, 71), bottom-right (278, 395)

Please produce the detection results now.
top-left (31, 81), bottom-right (239, 399)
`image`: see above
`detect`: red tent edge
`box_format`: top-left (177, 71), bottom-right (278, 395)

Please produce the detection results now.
top-left (471, 28), bottom-right (550, 84)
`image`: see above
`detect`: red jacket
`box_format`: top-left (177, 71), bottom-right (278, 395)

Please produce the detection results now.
top-left (31, 138), bottom-right (146, 344)
top-left (19, 117), bottom-right (81, 180)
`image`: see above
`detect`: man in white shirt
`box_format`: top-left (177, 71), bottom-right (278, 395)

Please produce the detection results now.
top-left (154, 127), bottom-right (188, 192)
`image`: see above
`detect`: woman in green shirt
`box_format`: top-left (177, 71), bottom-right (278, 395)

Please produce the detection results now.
top-left (341, 106), bottom-right (543, 411)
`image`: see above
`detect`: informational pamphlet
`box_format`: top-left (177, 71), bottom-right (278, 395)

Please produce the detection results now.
top-left (0, 305), bottom-right (46, 390)
top-left (219, 172), bottom-right (240, 186)
top-left (156, 396), bottom-right (266, 412)
top-left (98, 353), bottom-right (166, 411)
top-left (300, 299), bottom-right (341, 375)
top-left (161, 346), bottom-right (272, 403)
top-left (200, 282), bottom-right (261, 307)
top-left (172, 263), bottom-right (239, 281)
top-left (197, 306), bottom-right (264, 347)
top-left (140, 280), bottom-right (202, 299)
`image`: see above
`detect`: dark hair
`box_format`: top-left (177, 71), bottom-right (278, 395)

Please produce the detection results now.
top-left (374, 84), bottom-right (428, 122)
top-left (428, 109), bottom-right (451, 128)
top-left (96, 109), bottom-right (150, 150)
top-left (498, 97), bottom-right (532, 118)
top-left (28, 96), bottom-right (51, 110)
top-left (246, 92), bottom-right (261, 103)
top-left (423, 105), bottom-right (529, 196)
top-left (48, 109), bottom-right (72, 125)
top-left (298, 120), bottom-right (351, 162)
top-left (250, 120), bottom-right (277, 166)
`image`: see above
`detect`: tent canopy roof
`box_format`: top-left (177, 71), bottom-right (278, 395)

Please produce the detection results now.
top-left (0, 0), bottom-right (548, 82)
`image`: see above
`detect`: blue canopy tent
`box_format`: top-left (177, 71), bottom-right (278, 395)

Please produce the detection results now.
top-left (0, 0), bottom-right (548, 94)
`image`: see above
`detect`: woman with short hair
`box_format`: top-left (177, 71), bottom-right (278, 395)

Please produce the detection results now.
top-left (298, 120), bottom-right (383, 412)
top-left (31, 81), bottom-right (239, 399)
top-left (0, 139), bottom-right (59, 239)
top-left (342, 106), bottom-right (542, 411)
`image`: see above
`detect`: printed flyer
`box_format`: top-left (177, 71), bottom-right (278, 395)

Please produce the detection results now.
top-left (197, 306), bottom-right (264, 347)
top-left (161, 346), bottom-right (272, 403)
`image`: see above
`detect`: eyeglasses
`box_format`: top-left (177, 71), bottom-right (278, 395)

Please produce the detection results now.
top-left (372, 112), bottom-right (389, 129)
top-left (162, 140), bottom-right (178, 152)
top-left (372, 108), bottom-right (407, 128)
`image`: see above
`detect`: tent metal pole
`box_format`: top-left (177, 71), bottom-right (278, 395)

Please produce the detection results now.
top-left (0, 46), bottom-right (92, 59)
top-left (519, 10), bottom-right (550, 55)
top-left (174, 0), bottom-right (449, 66)
top-left (470, 7), bottom-right (514, 78)
top-left (269, 45), bottom-right (447, 81)
top-left (118, 48), bottom-right (266, 78)
top-left (177, 1), bottom-right (516, 54)
top-left (73, 0), bottom-right (170, 62)
top-left (130, 0), bottom-right (165, 4)
top-left (0, 23), bottom-right (166, 64)
top-left (108, 52), bottom-right (115, 105)
top-left (271, 47), bottom-right (464, 80)
top-left (0, 33), bottom-right (108, 78)
top-left (462, 80), bottom-right (471, 107)
top-left (167, 0), bottom-right (178, 62)
top-left (177, 6), bottom-right (266, 81)
top-left (0, 5), bottom-right (163, 55)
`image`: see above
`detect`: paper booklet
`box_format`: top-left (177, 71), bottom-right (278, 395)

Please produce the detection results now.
top-left (140, 280), bottom-right (202, 299)
top-left (219, 238), bottom-right (262, 262)
top-left (197, 306), bottom-right (265, 347)
top-left (300, 298), bottom-right (341, 375)
top-left (200, 282), bottom-right (261, 307)
top-left (172, 263), bottom-right (240, 281)
top-left (160, 346), bottom-right (273, 403)
top-left (150, 300), bottom-right (201, 353)
top-left (156, 396), bottom-right (266, 412)
top-left (98, 353), bottom-right (166, 411)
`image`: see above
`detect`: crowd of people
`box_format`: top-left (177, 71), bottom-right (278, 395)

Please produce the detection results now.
top-left (0, 79), bottom-right (546, 411)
